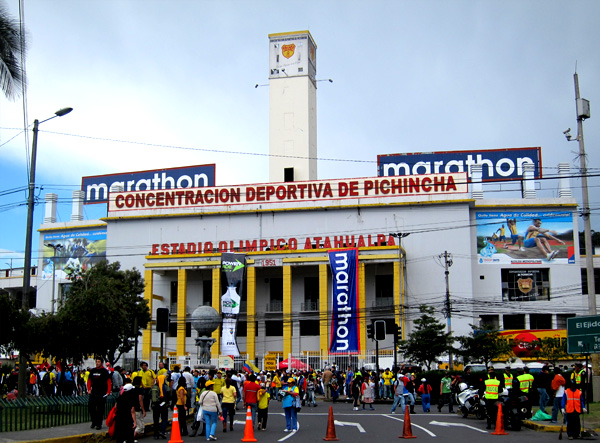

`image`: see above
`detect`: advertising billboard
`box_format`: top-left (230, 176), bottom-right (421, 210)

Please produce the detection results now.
top-left (476, 211), bottom-right (575, 265)
top-left (82, 164), bottom-right (216, 204)
top-left (42, 228), bottom-right (107, 279)
top-left (378, 147), bottom-right (541, 182)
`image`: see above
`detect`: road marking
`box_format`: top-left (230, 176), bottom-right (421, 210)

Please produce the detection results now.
top-left (429, 420), bottom-right (488, 433)
top-left (384, 414), bottom-right (437, 437)
top-left (278, 421), bottom-right (300, 441)
top-left (334, 420), bottom-right (366, 432)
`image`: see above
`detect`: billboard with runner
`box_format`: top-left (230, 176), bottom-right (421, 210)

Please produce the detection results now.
top-left (476, 211), bottom-right (575, 265)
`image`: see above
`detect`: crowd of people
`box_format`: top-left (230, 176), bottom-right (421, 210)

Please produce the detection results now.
top-left (2, 358), bottom-right (591, 441)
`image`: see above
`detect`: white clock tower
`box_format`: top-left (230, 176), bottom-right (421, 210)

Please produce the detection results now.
top-left (268, 31), bottom-right (317, 183)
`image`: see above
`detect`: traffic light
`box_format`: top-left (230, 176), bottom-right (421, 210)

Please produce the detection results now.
top-left (156, 308), bottom-right (170, 333)
top-left (366, 323), bottom-right (374, 340)
top-left (391, 323), bottom-right (401, 343)
top-left (374, 320), bottom-right (386, 341)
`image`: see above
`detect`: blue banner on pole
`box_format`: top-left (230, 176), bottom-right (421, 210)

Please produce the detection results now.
top-left (328, 248), bottom-right (360, 354)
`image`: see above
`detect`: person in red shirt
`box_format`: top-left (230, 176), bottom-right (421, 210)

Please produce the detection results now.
top-left (243, 374), bottom-right (261, 428)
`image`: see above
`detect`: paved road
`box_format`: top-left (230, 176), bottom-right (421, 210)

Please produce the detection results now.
top-left (0, 401), bottom-right (562, 443)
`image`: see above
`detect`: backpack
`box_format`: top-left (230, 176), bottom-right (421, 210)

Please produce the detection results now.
top-left (42, 372), bottom-right (50, 385)
top-left (150, 384), bottom-right (158, 403)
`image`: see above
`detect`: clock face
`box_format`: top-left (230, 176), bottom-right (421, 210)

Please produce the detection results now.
top-left (269, 34), bottom-right (316, 80)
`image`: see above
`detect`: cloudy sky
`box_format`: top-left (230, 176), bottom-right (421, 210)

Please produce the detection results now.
top-left (1, 0), bottom-right (599, 268)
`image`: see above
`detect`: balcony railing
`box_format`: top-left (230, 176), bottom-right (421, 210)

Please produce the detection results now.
top-left (372, 297), bottom-right (394, 309)
top-left (301, 301), bottom-right (319, 312)
top-left (266, 302), bottom-right (283, 313)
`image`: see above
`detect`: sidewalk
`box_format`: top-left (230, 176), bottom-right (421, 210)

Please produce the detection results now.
top-left (0, 408), bottom-right (182, 443)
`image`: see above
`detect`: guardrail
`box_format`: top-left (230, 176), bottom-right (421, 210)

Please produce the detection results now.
top-left (0, 394), bottom-right (116, 432)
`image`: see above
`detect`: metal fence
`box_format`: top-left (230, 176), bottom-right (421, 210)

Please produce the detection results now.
top-left (0, 394), bottom-right (116, 433)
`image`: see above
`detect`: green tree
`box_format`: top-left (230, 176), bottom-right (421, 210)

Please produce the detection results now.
top-left (456, 325), bottom-right (513, 368)
top-left (399, 305), bottom-right (454, 370)
top-left (0, 292), bottom-right (30, 354)
top-left (530, 337), bottom-right (571, 367)
top-left (48, 260), bottom-right (150, 365)
top-left (0, 4), bottom-right (26, 99)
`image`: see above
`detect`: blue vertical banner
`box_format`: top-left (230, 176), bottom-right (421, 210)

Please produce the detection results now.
top-left (328, 248), bottom-right (360, 354)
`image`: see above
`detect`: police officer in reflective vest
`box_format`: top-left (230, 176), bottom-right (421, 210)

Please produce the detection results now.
top-left (484, 371), bottom-right (501, 430)
top-left (571, 363), bottom-right (586, 391)
top-left (503, 367), bottom-right (513, 391)
top-left (561, 381), bottom-right (587, 440)
top-left (516, 367), bottom-right (532, 418)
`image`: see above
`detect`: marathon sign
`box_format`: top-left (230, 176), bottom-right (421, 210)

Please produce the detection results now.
top-left (108, 173), bottom-right (467, 212)
top-left (328, 249), bottom-right (360, 354)
top-left (378, 147), bottom-right (541, 182)
top-left (82, 164), bottom-right (216, 204)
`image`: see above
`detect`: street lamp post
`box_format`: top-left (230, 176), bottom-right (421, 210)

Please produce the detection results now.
top-left (18, 107), bottom-right (73, 398)
top-left (44, 243), bottom-right (63, 314)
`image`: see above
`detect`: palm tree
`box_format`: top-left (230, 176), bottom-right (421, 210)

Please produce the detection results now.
top-left (0, 3), bottom-right (26, 100)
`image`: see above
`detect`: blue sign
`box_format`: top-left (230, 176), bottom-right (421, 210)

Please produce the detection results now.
top-left (328, 248), bottom-right (360, 354)
top-left (81, 164), bottom-right (216, 204)
top-left (378, 147), bottom-right (541, 182)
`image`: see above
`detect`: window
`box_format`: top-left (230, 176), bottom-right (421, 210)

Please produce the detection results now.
top-left (557, 314), bottom-right (576, 328)
top-left (299, 320), bottom-right (319, 336)
top-left (202, 280), bottom-right (212, 306)
top-left (375, 275), bottom-right (394, 308)
top-left (480, 315), bottom-right (499, 329)
top-left (581, 268), bottom-right (600, 295)
top-left (284, 168), bottom-right (294, 182)
top-left (269, 278), bottom-right (283, 311)
top-left (503, 314), bottom-right (525, 330)
top-left (530, 314), bottom-right (552, 329)
top-left (168, 321), bottom-right (191, 338)
top-left (304, 277), bottom-right (319, 311)
top-left (170, 281), bottom-right (178, 309)
top-left (236, 321), bottom-right (258, 337)
top-left (265, 320), bottom-right (283, 336)
top-left (501, 268), bottom-right (549, 301)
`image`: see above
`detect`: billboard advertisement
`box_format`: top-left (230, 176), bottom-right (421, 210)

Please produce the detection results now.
top-left (82, 164), bottom-right (216, 204)
top-left (220, 253), bottom-right (246, 357)
top-left (476, 211), bottom-right (575, 265)
top-left (378, 147), bottom-right (541, 182)
top-left (42, 228), bottom-right (107, 280)
top-left (498, 329), bottom-right (566, 360)
top-left (328, 248), bottom-right (360, 354)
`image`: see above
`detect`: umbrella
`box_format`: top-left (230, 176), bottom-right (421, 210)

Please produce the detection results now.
top-left (277, 357), bottom-right (312, 371)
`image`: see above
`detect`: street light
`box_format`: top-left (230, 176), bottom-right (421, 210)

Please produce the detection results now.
top-left (44, 242), bottom-right (63, 314)
top-left (18, 107), bottom-right (73, 398)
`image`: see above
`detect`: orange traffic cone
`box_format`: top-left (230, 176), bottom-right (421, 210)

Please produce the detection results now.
top-left (400, 406), bottom-right (416, 439)
top-left (323, 406), bottom-right (339, 441)
top-left (491, 402), bottom-right (509, 435)
top-left (241, 405), bottom-right (257, 442)
top-left (169, 406), bottom-right (184, 443)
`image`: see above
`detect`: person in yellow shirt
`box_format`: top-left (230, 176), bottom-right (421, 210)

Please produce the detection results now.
top-left (213, 371), bottom-right (225, 399)
top-left (221, 377), bottom-right (237, 432)
top-left (156, 361), bottom-right (169, 377)
top-left (382, 369), bottom-right (394, 399)
top-left (257, 382), bottom-right (271, 431)
top-left (138, 361), bottom-right (156, 412)
top-left (273, 372), bottom-right (282, 401)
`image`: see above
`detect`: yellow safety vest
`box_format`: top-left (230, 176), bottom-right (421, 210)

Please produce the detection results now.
top-left (485, 378), bottom-right (500, 399)
top-left (517, 374), bottom-right (530, 393)
top-left (503, 372), bottom-right (513, 386)
top-left (571, 370), bottom-right (583, 385)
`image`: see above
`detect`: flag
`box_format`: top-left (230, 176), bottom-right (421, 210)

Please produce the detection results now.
top-left (243, 359), bottom-right (259, 373)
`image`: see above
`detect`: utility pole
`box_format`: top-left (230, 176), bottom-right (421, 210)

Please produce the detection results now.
top-left (440, 251), bottom-right (453, 369)
top-left (573, 72), bottom-right (597, 375)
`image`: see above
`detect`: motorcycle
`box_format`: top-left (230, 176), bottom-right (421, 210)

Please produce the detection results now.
top-left (498, 390), bottom-right (528, 431)
top-left (454, 382), bottom-right (486, 420)
top-left (481, 388), bottom-right (528, 431)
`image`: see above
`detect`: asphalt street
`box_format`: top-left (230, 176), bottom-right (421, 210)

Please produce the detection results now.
top-left (0, 402), bottom-right (564, 443)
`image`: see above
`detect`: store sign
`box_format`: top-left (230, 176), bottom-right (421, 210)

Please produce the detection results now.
top-left (328, 248), bottom-right (360, 354)
top-left (109, 173), bottom-right (467, 212)
top-left (149, 233), bottom-right (397, 255)
top-left (82, 164), bottom-right (215, 204)
top-left (378, 147), bottom-right (541, 182)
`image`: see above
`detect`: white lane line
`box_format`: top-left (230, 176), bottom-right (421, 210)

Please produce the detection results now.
top-left (384, 414), bottom-right (437, 437)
